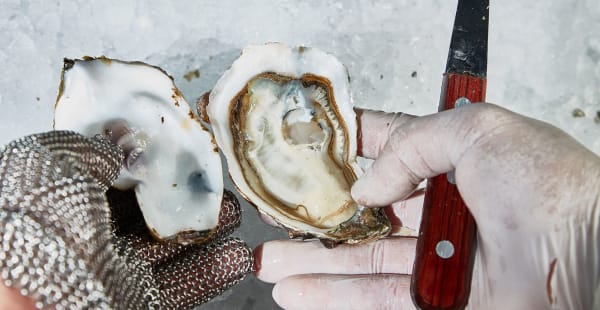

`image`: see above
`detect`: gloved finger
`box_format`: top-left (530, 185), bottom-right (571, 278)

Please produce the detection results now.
top-left (1, 131), bottom-right (122, 195)
top-left (34, 130), bottom-right (123, 190)
top-left (272, 274), bottom-right (414, 310)
top-left (107, 187), bottom-right (254, 308)
top-left (112, 232), bottom-right (254, 308)
top-left (203, 189), bottom-right (243, 243)
top-left (107, 187), bottom-right (191, 266)
top-left (254, 238), bottom-right (416, 283)
top-left (355, 108), bottom-right (416, 159)
top-left (108, 188), bottom-right (242, 246)
top-left (351, 103), bottom-right (510, 207)
top-left (155, 237), bottom-right (254, 308)
top-left (387, 188), bottom-right (424, 237)
top-left (112, 234), bottom-right (254, 309)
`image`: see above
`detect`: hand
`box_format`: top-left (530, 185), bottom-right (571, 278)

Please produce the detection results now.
top-left (0, 131), bottom-right (253, 309)
top-left (254, 103), bottom-right (600, 309)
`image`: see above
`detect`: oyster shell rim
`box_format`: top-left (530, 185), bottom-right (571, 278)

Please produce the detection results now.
top-left (54, 56), bottom-right (227, 244)
top-left (206, 43), bottom-right (391, 244)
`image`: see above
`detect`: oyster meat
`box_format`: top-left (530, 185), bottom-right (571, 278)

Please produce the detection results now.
top-left (54, 57), bottom-right (225, 244)
top-left (206, 43), bottom-right (390, 245)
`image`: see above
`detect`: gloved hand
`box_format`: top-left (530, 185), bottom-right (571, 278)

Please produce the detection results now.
top-left (0, 131), bottom-right (253, 309)
top-left (254, 103), bottom-right (600, 309)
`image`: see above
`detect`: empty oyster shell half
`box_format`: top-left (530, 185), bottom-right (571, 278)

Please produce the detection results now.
top-left (54, 57), bottom-right (225, 244)
top-left (206, 43), bottom-right (390, 245)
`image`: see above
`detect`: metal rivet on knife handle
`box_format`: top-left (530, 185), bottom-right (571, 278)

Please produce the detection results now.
top-left (436, 240), bottom-right (455, 259)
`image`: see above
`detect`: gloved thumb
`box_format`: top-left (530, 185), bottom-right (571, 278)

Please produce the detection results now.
top-left (351, 103), bottom-right (501, 207)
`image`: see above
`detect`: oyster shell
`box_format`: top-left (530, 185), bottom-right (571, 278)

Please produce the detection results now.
top-left (54, 57), bottom-right (224, 244)
top-left (206, 43), bottom-right (390, 245)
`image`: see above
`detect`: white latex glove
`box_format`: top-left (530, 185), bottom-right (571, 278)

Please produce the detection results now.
top-left (254, 103), bottom-right (600, 309)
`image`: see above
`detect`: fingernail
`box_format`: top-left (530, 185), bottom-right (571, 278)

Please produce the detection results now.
top-left (271, 282), bottom-right (281, 304)
top-left (252, 244), bottom-right (263, 275)
top-left (272, 280), bottom-right (301, 310)
top-left (271, 282), bottom-right (282, 307)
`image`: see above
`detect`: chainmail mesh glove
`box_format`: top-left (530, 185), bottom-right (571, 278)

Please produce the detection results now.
top-left (0, 130), bottom-right (253, 309)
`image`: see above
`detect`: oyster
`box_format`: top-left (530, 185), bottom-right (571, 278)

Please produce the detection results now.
top-left (206, 43), bottom-right (390, 245)
top-left (54, 57), bottom-right (225, 244)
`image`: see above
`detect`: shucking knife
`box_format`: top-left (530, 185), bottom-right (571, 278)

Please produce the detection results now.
top-left (411, 0), bottom-right (489, 309)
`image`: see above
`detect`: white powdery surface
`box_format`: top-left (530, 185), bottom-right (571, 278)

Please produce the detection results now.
top-left (1, 1), bottom-right (599, 309)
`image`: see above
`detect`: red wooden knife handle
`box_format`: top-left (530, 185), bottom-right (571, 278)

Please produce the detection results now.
top-left (411, 74), bottom-right (486, 309)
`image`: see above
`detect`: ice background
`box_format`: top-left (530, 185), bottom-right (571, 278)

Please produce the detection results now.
top-left (1, 0), bottom-right (599, 309)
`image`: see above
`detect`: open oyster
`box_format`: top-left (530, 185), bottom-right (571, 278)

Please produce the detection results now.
top-left (206, 43), bottom-right (390, 245)
top-left (54, 57), bottom-right (225, 244)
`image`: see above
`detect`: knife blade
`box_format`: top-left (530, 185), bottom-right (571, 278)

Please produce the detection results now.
top-left (410, 0), bottom-right (489, 309)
